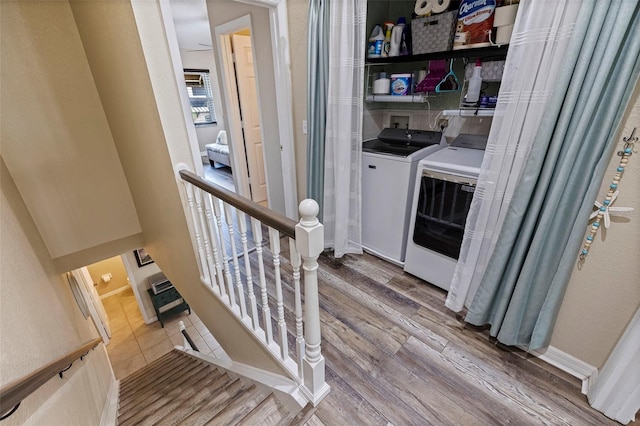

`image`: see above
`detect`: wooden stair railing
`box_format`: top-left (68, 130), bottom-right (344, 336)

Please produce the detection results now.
top-left (0, 337), bottom-right (103, 420)
top-left (177, 168), bottom-right (330, 406)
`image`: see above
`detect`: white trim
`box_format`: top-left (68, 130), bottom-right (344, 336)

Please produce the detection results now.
top-left (214, 16), bottom-right (253, 200)
top-left (522, 345), bottom-right (598, 395)
top-left (266, 2), bottom-right (298, 218)
top-left (176, 346), bottom-right (307, 413)
top-left (98, 285), bottom-right (130, 300)
top-left (145, 315), bottom-right (159, 325)
top-left (588, 307), bottom-right (640, 424)
top-left (233, 0), bottom-right (298, 218)
top-left (99, 377), bottom-right (119, 426)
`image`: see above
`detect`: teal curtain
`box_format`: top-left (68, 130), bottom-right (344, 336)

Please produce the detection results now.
top-left (465, 0), bottom-right (640, 350)
top-left (307, 0), bottom-right (329, 217)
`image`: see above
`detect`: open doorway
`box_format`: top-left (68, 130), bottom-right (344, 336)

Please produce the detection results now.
top-left (216, 18), bottom-right (269, 206)
top-left (70, 251), bottom-right (201, 378)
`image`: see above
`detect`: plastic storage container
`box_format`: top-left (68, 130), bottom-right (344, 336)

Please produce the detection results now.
top-left (373, 72), bottom-right (391, 94)
top-left (391, 74), bottom-right (412, 96)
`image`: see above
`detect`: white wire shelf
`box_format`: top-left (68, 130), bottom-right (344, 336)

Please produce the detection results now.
top-left (442, 108), bottom-right (495, 117)
top-left (365, 94), bottom-right (428, 103)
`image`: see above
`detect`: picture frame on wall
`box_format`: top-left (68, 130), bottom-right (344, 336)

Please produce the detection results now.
top-left (133, 248), bottom-right (154, 267)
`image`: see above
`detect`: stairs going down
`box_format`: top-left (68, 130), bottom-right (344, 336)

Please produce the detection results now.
top-left (117, 349), bottom-right (307, 425)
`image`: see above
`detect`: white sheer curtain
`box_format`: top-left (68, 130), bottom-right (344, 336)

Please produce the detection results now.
top-left (322, 0), bottom-right (366, 257)
top-left (446, 1), bottom-right (584, 312)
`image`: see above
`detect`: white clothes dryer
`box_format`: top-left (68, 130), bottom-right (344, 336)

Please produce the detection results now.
top-left (404, 134), bottom-right (487, 290)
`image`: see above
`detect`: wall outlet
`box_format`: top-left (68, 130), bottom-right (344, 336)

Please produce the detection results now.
top-left (302, 120), bottom-right (308, 135)
top-left (437, 118), bottom-right (449, 130)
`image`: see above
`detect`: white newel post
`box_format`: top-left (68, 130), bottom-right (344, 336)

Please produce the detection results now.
top-left (295, 199), bottom-right (330, 405)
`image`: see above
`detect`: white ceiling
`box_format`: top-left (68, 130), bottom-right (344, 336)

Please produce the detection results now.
top-left (169, 0), bottom-right (213, 51)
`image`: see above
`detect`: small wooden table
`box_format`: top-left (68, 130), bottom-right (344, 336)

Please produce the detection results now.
top-left (147, 287), bottom-right (190, 327)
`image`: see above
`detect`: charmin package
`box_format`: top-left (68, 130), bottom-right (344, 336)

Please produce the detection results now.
top-left (453, 0), bottom-right (496, 49)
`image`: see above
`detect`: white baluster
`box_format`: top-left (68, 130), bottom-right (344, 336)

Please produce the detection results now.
top-left (252, 219), bottom-right (273, 344)
top-left (269, 228), bottom-right (288, 361)
top-left (295, 199), bottom-right (330, 405)
top-left (183, 182), bottom-right (210, 285)
top-left (203, 193), bottom-right (226, 297)
top-left (289, 238), bottom-right (305, 379)
top-left (195, 188), bottom-right (218, 293)
top-left (212, 198), bottom-right (235, 306)
top-left (238, 211), bottom-right (259, 329)
top-left (224, 203), bottom-right (247, 317)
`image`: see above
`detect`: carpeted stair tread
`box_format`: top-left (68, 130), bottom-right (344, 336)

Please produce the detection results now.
top-left (120, 351), bottom-right (195, 396)
top-left (235, 393), bottom-right (293, 425)
top-left (118, 362), bottom-right (214, 421)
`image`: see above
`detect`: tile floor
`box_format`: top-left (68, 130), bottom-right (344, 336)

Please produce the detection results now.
top-left (102, 286), bottom-right (225, 380)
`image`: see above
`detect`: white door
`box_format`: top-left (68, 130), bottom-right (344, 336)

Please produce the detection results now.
top-left (232, 34), bottom-right (267, 203)
top-left (70, 268), bottom-right (112, 343)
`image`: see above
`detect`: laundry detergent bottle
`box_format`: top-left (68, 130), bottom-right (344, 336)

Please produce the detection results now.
top-left (367, 25), bottom-right (384, 59)
top-left (382, 22), bottom-right (394, 58)
top-left (389, 18), bottom-right (406, 57)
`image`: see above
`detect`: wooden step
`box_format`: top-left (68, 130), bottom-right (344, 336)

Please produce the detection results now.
top-left (118, 362), bottom-right (215, 423)
top-left (120, 352), bottom-right (192, 398)
top-left (175, 377), bottom-right (249, 426)
top-left (119, 358), bottom-right (213, 416)
top-left (117, 349), bottom-right (299, 426)
top-left (202, 384), bottom-right (266, 425)
top-left (235, 393), bottom-right (293, 425)
top-left (119, 371), bottom-right (232, 426)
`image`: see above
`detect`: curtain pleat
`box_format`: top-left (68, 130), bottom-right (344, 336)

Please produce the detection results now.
top-left (446, 0), bottom-right (584, 312)
top-left (463, 0), bottom-right (640, 350)
top-left (322, 0), bottom-right (366, 257)
top-left (306, 0), bottom-right (330, 215)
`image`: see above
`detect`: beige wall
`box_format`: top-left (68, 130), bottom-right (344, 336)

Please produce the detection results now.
top-left (122, 251), bottom-right (162, 321)
top-left (287, 0), bottom-right (309, 201)
top-left (0, 157), bottom-right (113, 425)
top-left (86, 255), bottom-right (129, 296)
top-left (0, 1), bottom-right (142, 262)
top-left (69, 0), bottom-right (288, 376)
top-left (550, 85), bottom-right (640, 368)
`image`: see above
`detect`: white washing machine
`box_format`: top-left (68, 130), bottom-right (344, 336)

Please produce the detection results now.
top-left (404, 134), bottom-right (487, 290)
top-left (362, 128), bottom-right (446, 265)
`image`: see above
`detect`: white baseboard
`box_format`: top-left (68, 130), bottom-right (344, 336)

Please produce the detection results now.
top-left (99, 285), bottom-right (130, 299)
top-left (145, 315), bottom-right (158, 325)
top-left (100, 377), bottom-right (120, 426)
top-left (525, 345), bottom-right (598, 395)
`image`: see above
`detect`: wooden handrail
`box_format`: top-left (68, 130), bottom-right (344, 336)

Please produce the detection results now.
top-left (179, 169), bottom-right (297, 238)
top-left (0, 338), bottom-right (103, 416)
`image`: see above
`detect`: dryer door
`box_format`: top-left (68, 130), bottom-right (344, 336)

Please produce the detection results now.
top-left (411, 170), bottom-right (477, 260)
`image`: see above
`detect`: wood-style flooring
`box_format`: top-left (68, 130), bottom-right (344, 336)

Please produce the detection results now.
top-left (258, 246), bottom-right (628, 426)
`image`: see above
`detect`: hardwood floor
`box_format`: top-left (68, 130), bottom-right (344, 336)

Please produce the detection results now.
top-left (261, 247), bottom-right (627, 426)
top-left (203, 163), bottom-right (235, 192)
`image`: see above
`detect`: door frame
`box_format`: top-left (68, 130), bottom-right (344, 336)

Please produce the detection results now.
top-left (215, 15), bottom-right (256, 200)
top-left (231, 0), bottom-right (298, 218)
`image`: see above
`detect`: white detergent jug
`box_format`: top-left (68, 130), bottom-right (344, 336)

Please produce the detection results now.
top-left (367, 25), bottom-right (384, 59)
top-left (389, 23), bottom-right (405, 57)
